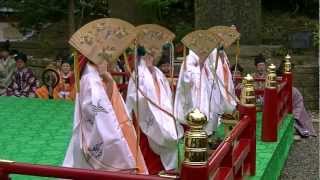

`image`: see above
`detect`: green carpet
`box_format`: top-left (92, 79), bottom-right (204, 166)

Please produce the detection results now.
top-left (250, 114), bottom-right (294, 180)
top-left (0, 96), bottom-right (74, 180)
top-left (0, 97), bottom-right (293, 180)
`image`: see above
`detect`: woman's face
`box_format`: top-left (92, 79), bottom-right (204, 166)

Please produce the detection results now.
top-left (159, 63), bottom-right (171, 75)
top-left (16, 59), bottom-right (25, 70)
top-left (61, 63), bottom-right (71, 74)
top-left (145, 53), bottom-right (155, 68)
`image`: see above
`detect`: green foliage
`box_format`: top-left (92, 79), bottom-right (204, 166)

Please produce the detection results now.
top-left (262, 0), bottom-right (318, 18)
top-left (137, 0), bottom-right (178, 22)
top-left (137, 0), bottom-right (194, 41)
top-left (4, 0), bottom-right (69, 29)
top-left (3, 0), bottom-right (110, 30)
top-left (262, 12), bottom-right (319, 45)
top-left (174, 22), bottom-right (193, 42)
top-left (312, 31), bottom-right (319, 48)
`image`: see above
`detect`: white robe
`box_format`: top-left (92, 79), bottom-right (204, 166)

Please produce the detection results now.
top-left (174, 50), bottom-right (221, 135)
top-left (174, 49), bottom-right (236, 135)
top-left (126, 59), bottom-right (184, 170)
top-left (63, 64), bottom-right (146, 173)
top-left (209, 48), bottom-right (237, 113)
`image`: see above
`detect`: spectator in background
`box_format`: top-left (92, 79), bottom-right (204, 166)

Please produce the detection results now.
top-left (252, 54), bottom-right (267, 88)
top-left (53, 57), bottom-right (75, 100)
top-left (277, 60), bottom-right (316, 139)
top-left (6, 52), bottom-right (37, 97)
top-left (230, 64), bottom-right (244, 77)
top-left (0, 41), bottom-right (16, 95)
top-left (252, 54), bottom-right (267, 108)
top-left (157, 57), bottom-right (171, 77)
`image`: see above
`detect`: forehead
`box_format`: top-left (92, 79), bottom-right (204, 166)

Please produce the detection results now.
top-left (256, 62), bottom-right (266, 66)
top-left (15, 59), bottom-right (24, 62)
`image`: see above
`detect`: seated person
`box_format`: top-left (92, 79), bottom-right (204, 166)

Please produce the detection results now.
top-left (157, 57), bottom-right (171, 77)
top-left (252, 54), bottom-right (267, 89)
top-left (157, 44), bottom-right (179, 92)
top-left (277, 61), bottom-right (316, 138)
top-left (53, 58), bottom-right (75, 100)
top-left (252, 54), bottom-right (267, 107)
top-left (0, 43), bottom-right (16, 96)
top-left (6, 52), bottom-right (37, 97)
top-left (36, 55), bottom-right (75, 100)
top-left (35, 65), bottom-right (60, 99)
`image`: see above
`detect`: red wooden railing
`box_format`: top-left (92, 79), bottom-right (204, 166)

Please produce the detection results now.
top-left (110, 71), bottom-right (130, 93)
top-left (261, 73), bottom-right (292, 142)
top-left (0, 162), bottom-right (164, 180)
top-left (180, 104), bottom-right (256, 180)
top-left (234, 76), bottom-right (266, 99)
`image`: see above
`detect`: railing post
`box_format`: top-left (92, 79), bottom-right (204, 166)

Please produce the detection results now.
top-left (180, 109), bottom-right (209, 180)
top-left (0, 168), bottom-right (9, 180)
top-left (262, 64), bottom-right (278, 142)
top-left (283, 54), bottom-right (293, 113)
top-left (239, 74), bottom-right (256, 175)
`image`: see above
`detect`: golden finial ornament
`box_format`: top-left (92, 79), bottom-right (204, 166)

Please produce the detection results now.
top-left (184, 109), bottom-right (208, 165)
top-left (284, 54), bottom-right (292, 74)
top-left (221, 111), bottom-right (240, 136)
top-left (240, 74), bottom-right (256, 107)
top-left (265, 64), bottom-right (277, 89)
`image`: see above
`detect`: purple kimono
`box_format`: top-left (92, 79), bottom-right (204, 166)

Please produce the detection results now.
top-left (293, 87), bottom-right (316, 137)
top-left (6, 67), bottom-right (37, 97)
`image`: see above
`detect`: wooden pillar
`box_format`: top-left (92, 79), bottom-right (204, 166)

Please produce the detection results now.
top-left (262, 64), bottom-right (278, 142)
top-left (195, 0), bottom-right (262, 44)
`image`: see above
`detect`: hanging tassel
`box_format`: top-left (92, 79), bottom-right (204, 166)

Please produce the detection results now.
top-left (123, 53), bottom-right (132, 73)
top-left (183, 46), bottom-right (187, 70)
top-left (133, 40), bottom-right (141, 174)
top-left (73, 50), bottom-right (80, 93)
top-left (234, 39), bottom-right (240, 77)
top-left (169, 41), bottom-right (175, 92)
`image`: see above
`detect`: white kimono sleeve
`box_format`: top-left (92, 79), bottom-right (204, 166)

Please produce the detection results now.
top-left (76, 75), bottom-right (136, 171)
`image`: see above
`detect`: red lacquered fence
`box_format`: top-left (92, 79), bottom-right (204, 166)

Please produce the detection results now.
top-left (181, 104), bottom-right (256, 180)
top-left (262, 72), bottom-right (292, 141)
top-left (234, 76), bottom-right (266, 99)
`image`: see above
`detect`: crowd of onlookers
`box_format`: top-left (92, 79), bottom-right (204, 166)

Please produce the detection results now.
top-left (0, 41), bottom-right (75, 100)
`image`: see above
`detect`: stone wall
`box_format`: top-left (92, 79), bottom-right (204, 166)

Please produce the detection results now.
top-left (293, 66), bottom-right (319, 110)
top-left (109, 0), bottom-right (154, 25)
top-left (195, 0), bottom-right (262, 44)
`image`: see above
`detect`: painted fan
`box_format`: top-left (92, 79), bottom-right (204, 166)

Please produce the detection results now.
top-left (181, 30), bottom-right (222, 63)
top-left (136, 24), bottom-right (175, 64)
top-left (69, 18), bottom-right (137, 65)
top-left (208, 25), bottom-right (240, 48)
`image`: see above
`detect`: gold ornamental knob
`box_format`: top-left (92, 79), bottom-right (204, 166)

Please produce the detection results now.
top-left (186, 108), bottom-right (208, 131)
top-left (184, 109), bottom-right (208, 165)
top-left (240, 74), bottom-right (256, 107)
top-left (266, 64), bottom-right (277, 89)
top-left (284, 54), bottom-right (292, 74)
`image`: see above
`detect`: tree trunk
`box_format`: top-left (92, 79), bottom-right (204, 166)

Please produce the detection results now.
top-left (68, 0), bottom-right (75, 38)
top-left (195, 0), bottom-right (262, 44)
